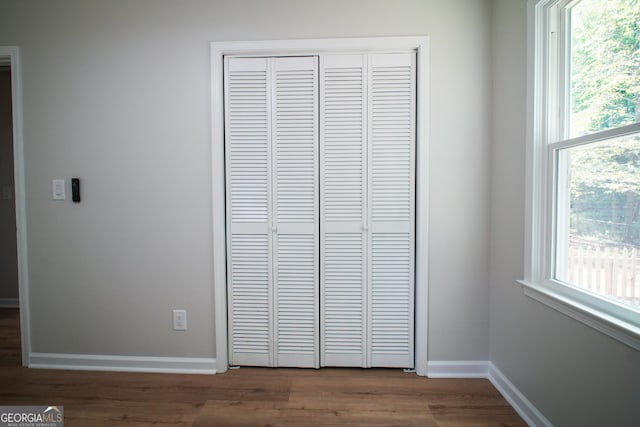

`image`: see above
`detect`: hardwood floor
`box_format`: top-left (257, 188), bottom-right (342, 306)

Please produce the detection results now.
top-left (0, 309), bottom-right (526, 426)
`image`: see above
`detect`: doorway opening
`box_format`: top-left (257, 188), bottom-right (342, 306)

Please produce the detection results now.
top-left (0, 46), bottom-right (29, 367)
top-left (0, 61), bottom-right (18, 310)
top-left (0, 60), bottom-right (22, 365)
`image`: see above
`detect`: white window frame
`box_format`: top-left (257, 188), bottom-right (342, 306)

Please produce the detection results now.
top-left (210, 36), bottom-right (430, 374)
top-left (522, 0), bottom-right (640, 350)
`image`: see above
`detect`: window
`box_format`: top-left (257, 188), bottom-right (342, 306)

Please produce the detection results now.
top-left (524, 0), bottom-right (640, 349)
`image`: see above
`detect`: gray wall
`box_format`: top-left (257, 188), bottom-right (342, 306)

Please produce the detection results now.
top-left (0, 68), bottom-right (19, 302)
top-left (2, 0), bottom-right (636, 423)
top-left (0, 0), bottom-right (491, 361)
top-left (490, 1), bottom-right (640, 426)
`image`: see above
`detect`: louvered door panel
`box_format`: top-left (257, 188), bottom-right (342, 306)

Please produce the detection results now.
top-left (321, 57), bottom-right (365, 223)
top-left (370, 233), bottom-right (412, 367)
top-left (368, 53), bottom-right (415, 368)
top-left (275, 235), bottom-right (316, 366)
top-left (322, 233), bottom-right (365, 366)
top-left (229, 235), bottom-right (270, 359)
top-left (225, 57), bottom-right (273, 367)
top-left (273, 59), bottom-right (317, 224)
top-left (320, 54), bottom-right (367, 366)
top-left (272, 57), bottom-right (319, 368)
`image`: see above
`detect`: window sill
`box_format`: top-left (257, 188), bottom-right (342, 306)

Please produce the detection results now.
top-left (518, 280), bottom-right (640, 351)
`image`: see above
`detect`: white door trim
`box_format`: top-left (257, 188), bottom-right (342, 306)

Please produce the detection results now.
top-left (210, 36), bottom-right (430, 375)
top-left (0, 46), bottom-right (30, 367)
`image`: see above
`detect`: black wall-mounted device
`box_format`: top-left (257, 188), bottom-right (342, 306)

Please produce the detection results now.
top-left (71, 178), bottom-right (80, 203)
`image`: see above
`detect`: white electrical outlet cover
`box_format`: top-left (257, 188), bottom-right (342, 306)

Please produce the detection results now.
top-left (172, 309), bottom-right (187, 331)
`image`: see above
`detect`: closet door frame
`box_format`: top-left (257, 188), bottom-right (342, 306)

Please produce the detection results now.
top-left (211, 36), bottom-right (429, 375)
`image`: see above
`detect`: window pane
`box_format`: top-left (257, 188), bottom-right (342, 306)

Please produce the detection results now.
top-left (556, 133), bottom-right (640, 308)
top-left (570, 0), bottom-right (640, 138)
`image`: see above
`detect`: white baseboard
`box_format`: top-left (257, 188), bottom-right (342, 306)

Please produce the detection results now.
top-left (29, 352), bottom-right (217, 374)
top-left (488, 362), bottom-right (553, 427)
top-left (426, 360), bottom-right (489, 378)
top-left (24, 353), bottom-right (549, 425)
top-left (0, 298), bottom-right (19, 308)
top-left (415, 359), bottom-right (428, 376)
top-left (425, 360), bottom-right (552, 427)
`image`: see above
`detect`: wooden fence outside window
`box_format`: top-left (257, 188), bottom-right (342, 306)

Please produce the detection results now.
top-left (567, 245), bottom-right (640, 307)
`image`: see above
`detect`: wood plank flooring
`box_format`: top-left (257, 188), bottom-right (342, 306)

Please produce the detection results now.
top-left (0, 309), bottom-right (527, 426)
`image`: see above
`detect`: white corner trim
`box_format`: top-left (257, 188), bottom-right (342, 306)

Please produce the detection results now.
top-left (415, 359), bottom-right (429, 377)
top-left (426, 360), bottom-right (489, 378)
top-left (0, 298), bottom-right (19, 308)
top-left (488, 362), bottom-right (554, 427)
top-left (29, 353), bottom-right (217, 374)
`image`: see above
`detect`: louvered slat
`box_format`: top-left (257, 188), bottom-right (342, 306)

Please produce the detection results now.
top-left (368, 53), bottom-right (415, 368)
top-left (320, 55), bottom-right (367, 367)
top-left (272, 57), bottom-right (319, 368)
top-left (225, 57), bottom-right (272, 367)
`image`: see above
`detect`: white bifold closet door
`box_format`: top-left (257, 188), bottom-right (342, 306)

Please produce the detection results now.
top-left (225, 52), bottom-right (415, 369)
top-left (320, 53), bottom-right (415, 368)
top-left (225, 56), bottom-right (319, 368)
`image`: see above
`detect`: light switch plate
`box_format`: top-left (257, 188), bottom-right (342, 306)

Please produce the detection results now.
top-left (52, 179), bottom-right (66, 200)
